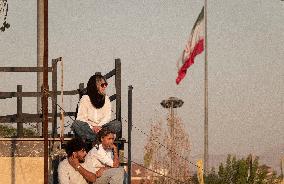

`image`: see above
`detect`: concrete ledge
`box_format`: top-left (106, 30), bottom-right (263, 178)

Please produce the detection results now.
top-left (0, 157), bottom-right (44, 184)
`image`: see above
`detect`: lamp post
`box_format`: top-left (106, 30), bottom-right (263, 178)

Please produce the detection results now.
top-left (161, 97), bottom-right (184, 183)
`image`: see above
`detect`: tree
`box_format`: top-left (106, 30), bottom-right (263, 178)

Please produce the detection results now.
top-left (144, 115), bottom-right (191, 184)
top-left (144, 119), bottom-right (163, 168)
top-left (0, 0), bottom-right (10, 32)
top-left (192, 154), bottom-right (281, 184)
top-left (0, 124), bottom-right (37, 137)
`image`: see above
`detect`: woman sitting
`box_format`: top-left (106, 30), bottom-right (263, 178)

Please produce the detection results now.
top-left (71, 73), bottom-right (121, 147)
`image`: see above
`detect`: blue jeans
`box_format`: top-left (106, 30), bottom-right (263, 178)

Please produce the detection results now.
top-left (71, 120), bottom-right (122, 143)
top-left (95, 167), bottom-right (126, 184)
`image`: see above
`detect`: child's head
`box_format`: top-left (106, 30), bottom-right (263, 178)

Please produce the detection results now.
top-left (98, 128), bottom-right (115, 149)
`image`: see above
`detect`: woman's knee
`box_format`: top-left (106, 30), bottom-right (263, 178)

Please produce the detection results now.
top-left (114, 120), bottom-right (122, 130)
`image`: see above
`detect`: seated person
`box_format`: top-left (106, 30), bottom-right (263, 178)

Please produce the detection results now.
top-left (58, 137), bottom-right (99, 184)
top-left (84, 128), bottom-right (126, 184)
top-left (71, 73), bottom-right (122, 146)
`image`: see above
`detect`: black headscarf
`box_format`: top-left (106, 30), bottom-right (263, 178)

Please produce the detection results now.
top-left (87, 74), bottom-right (106, 109)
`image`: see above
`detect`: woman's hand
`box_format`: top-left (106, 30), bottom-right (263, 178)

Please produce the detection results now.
top-left (92, 126), bottom-right (102, 133)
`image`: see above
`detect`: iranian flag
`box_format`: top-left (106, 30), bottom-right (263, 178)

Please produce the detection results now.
top-left (176, 7), bottom-right (204, 84)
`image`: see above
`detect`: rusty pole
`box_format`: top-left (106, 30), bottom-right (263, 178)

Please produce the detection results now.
top-left (37, 0), bottom-right (44, 136)
top-left (42, 0), bottom-right (49, 183)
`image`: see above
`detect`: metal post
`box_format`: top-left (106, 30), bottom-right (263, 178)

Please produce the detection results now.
top-left (160, 97), bottom-right (184, 183)
top-left (204, 0), bottom-right (209, 173)
top-left (37, 0), bottom-right (44, 136)
top-left (115, 58), bottom-right (122, 138)
top-left (128, 85), bottom-right (133, 184)
top-left (17, 85), bottom-right (23, 137)
top-left (170, 106), bottom-right (173, 182)
top-left (42, 0), bottom-right (49, 183)
top-left (52, 60), bottom-right (57, 137)
top-left (75, 83), bottom-right (84, 120)
top-left (281, 157), bottom-right (284, 183)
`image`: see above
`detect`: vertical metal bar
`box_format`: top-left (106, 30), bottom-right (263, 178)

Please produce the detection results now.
top-left (37, 0), bottom-right (44, 136)
top-left (281, 158), bottom-right (284, 182)
top-left (169, 106), bottom-right (173, 180)
top-left (128, 85), bottom-right (133, 184)
top-left (204, 0), bottom-right (209, 174)
top-left (75, 83), bottom-right (84, 120)
top-left (17, 85), bottom-right (23, 137)
top-left (59, 58), bottom-right (64, 140)
top-left (52, 60), bottom-right (57, 137)
top-left (115, 58), bottom-right (122, 138)
top-left (43, 0), bottom-right (49, 183)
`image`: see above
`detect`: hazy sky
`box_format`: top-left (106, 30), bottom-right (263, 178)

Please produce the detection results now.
top-left (1, 0), bottom-right (283, 168)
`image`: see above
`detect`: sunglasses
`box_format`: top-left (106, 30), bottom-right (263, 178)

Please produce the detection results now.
top-left (100, 83), bottom-right (108, 88)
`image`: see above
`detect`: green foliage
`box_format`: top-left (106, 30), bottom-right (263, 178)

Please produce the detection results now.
top-left (192, 168), bottom-right (220, 184)
top-left (205, 168), bottom-right (220, 184)
top-left (192, 154), bottom-right (280, 184)
top-left (0, 125), bottom-right (37, 137)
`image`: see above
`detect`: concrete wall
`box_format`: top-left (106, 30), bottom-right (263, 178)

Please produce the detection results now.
top-left (0, 157), bottom-right (44, 184)
top-left (0, 140), bottom-right (64, 184)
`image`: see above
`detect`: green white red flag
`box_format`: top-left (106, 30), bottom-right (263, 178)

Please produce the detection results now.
top-left (176, 7), bottom-right (204, 84)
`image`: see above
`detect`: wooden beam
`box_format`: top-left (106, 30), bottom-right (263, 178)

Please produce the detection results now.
top-left (0, 114), bottom-right (44, 123)
top-left (0, 90), bottom-right (79, 99)
top-left (104, 69), bottom-right (115, 79)
top-left (0, 112), bottom-right (76, 123)
top-left (52, 59), bottom-right (58, 136)
top-left (17, 85), bottom-right (23, 137)
top-left (0, 67), bottom-right (52, 72)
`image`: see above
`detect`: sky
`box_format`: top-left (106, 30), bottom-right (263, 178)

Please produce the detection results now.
top-left (1, 0), bottom-right (283, 169)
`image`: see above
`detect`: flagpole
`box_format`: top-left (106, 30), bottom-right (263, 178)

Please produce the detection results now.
top-left (204, 0), bottom-right (209, 174)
